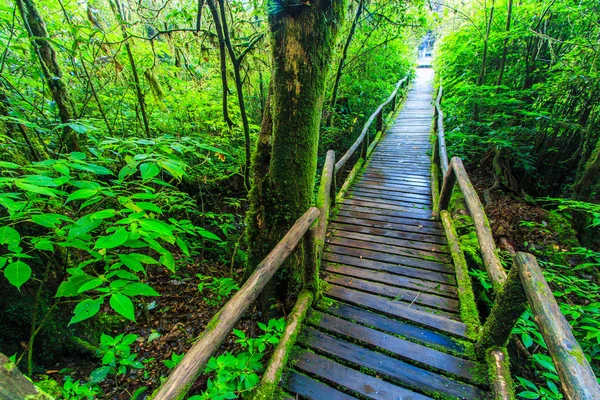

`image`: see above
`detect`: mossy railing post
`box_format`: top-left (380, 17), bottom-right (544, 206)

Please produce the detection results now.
top-left (476, 265), bottom-right (527, 357)
top-left (515, 252), bottom-right (600, 400)
top-left (435, 86), bottom-right (449, 175)
top-left (153, 208), bottom-right (319, 400)
top-left (376, 108), bottom-right (383, 133)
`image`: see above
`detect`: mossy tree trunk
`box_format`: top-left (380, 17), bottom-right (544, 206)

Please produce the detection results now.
top-left (573, 136), bottom-right (600, 201)
top-left (246, 1), bottom-right (346, 308)
top-left (16, 0), bottom-right (79, 152)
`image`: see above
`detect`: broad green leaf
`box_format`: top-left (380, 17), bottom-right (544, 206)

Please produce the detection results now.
top-left (69, 297), bottom-right (104, 325)
top-left (15, 182), bottom-right (56, 197)
top-left (90, 366), bottom-right (111, 383)
top-left (140, 163), bottom-right (160, 180)
top-left (0, 161), bottom-right (19, 169)
top-left (66, 189), bottom-right (97, 203)
top-left (516, 392), bottom-right (539, 399)
top-left (70, 152), bottom-right (87, 160)
top-left (121, 282), bottom-right (160, 297)
top-left (521, 333), bottom-right (533, 348)
top-left (95, 227), bottom-right (129, 249)
top-left (176, 238), bottom-right (189, 256)
top-left (136, 202), bottom-right (162, 214)
top-left (0, 257), bottom-right (7, 269)
top-left (129, 253), bottom-right (158, 264)
top-left (78, 278), bottom-right (104, 293)
top-left (33, 238), bottom-right (54, 252)
top-left (198, 228), bottom-right (221, 241)
top-left (160, 252), bottom-right (175, 272)
top-left (138, 219), bottom-right (173, 236)
top-left (0, 226), bottom-right (20, 246)
top-left (110, 293), bottom-right (136, 322)
top-left (32, 213), bottom-right (72, 228)
top-left (56, 273), bottom-right (97, 297)
top-left (90, 209), bottom-right (117, 220)
top-left (119, 254), bottom-right (144, 272)
top-left (4, 261), bottom-right (31, 290)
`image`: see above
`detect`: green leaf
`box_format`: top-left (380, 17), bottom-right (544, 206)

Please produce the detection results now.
top-left (69, 297), bottom-right (104, 325)
top-left (197, 228), bottom-right (221, 241)
top-left (90, 209), bottom-right (117, 220)
top-left (0, 226), bottom-right (20, 246)
top-left (120, 282), bottom-right (160, 297)
top-left (516, 391), bottom-right (540, 399)
top-left (95, 227), bottom-right (129, 249)
top-left (136, 202), bottom-right (162, 214)
top-left (160, 252), bottom-right (175, 272)
top-left (56, 273), bottom-right (96, 297)
top-left (66, 189), bottom-right (98, 203)
top-left (15, 181), bottom-right (57, 197)
top-left (119, 254), bottom-right (144, 273)
top-left (521, 333), bottom-right (533, 348)
top-left (129, 253), bottom-right (158, 264)
top-left (110, 293), bottom-right (136, 322)
top-left (140, 163), bottom-right (160, 180)
top-left (90, 365), bottom-right (111, 383)
top-left (4, 261), bottom-right (31, 290)
top-left (78, 278), bottom-right (104, 293)
top-left (31, 214), bottom-right (72, 228)
top-left (138, 219), bottom-right (173, 236)
top-left (0, 161), bottom-right (19, 169)
top-left (176, 238), bottom-right (189, 256)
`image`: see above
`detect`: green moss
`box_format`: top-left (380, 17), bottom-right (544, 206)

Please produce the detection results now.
top-left (35, 376), bottom-right (61, 398)
top-left (546, 211), bottom-right (580, 249)
top-left (485, 347), bottom-right (515, 399)
top-left (568, 347), bottom-right (586, 364)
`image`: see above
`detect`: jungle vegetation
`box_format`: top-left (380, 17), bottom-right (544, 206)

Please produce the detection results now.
top-left (0, 0), bottom-right (599, 398)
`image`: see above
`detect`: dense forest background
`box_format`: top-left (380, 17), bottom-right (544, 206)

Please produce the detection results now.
top-left (436, 0), bottom-right (600, 398)
top-left (0, 0), bottom-right (425, 398)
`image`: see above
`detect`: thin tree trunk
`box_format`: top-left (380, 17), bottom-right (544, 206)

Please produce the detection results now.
top-left (246, 1), bottom-right (346, 308)
top-left (206, 0), bottom-right (233, 129)
top-left (495, 0), bottom-right (513, 88)
top-left (15, 0), bottom-right (79, 152)
top-left (111, 0), bottom-right (150, 137)
top-left (328, 0), bottom-right (363, 126)
top-left (477, 1), bottom-right (495, 86)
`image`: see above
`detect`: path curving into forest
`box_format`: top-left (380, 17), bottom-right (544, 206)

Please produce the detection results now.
top-left (280, 68), bottom-right (491, 399)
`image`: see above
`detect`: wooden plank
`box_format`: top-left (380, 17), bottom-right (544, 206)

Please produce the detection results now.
top-left (342, 199), bottom-right (433, 218)
top-left (329, 218), bottom-right (445, 244)
top-left (338, 204), bottom-right (439, 225)
top-left (322, 252), bottom-right (456, 285)
top-left (320, 301), bottom-right (465, 353)
top-left (325, 285), bottom-right (468, 338)
top-left (324, 263), bottom-right (457, 297)
top-left (349, 187), bottom-right (432, 205)
top-left (299, 328), bottom-right (489, 399)
top-left (355, 179), bottom-right (433, 195)
top-left (335, 210), bottom-right (444, 236)
top-left (310, 312), bottom-right (475, 380)
top-left (329, 220), bottom-right (445, 245)
top-left (360, 174), bottom-right (431, 186)
top-left (329, 227), bottom-right (449, 254)
top-left (324, 275), bottom-right (460, 314)
top-left (285, 371), bottom-right (357, 400)
top-left (326, 237), bottom-right (452, 267)
top-left (347, 194), bottom-right (432, 210)
top-left (357, 176), bottom-right (432, 190)
top-left (293, 350), bottom-right (431, 400)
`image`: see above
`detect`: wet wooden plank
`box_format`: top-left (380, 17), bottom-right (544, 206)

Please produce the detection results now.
top-left (339, 204), bottom-right (438, 225)
top-left (299, 328), bottom-right (490, 399)
top-left (319, 301), bottom-right (465, 353)
top-left (353, 182), bottom-right (433, 198)
top-left (326, 237), bottom-right (452, 266)
top-left (322, 252), bottom-right (456, 285)
top-left (347, 194), bottom-right (432, 210)
top-left (330, 220), bottom-right (445, 245)
top-left (325, 285), bottom-right (468, 338)
top-left (323, 263), bottom-right (458, 297)
top-left (285, 371), bottom-right (357, 400)
top-left (342, 199), bottom-right (433, 218)
top-left (310, 312), bottom-right (476, 380)
top-left (329, 227), bottom-right (449, 254)
top-left (350, 187), bottom-right (432, 203)
top-left (355, 179), bottom-right (433, 195)
top-left (324, 275), bottom-right (460, 315)
top-left (293, 350), bottom-right (432, 400)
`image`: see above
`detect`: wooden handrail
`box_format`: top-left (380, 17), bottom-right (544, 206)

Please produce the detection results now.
top-left (438, 157), bottom-right (507, 291)
top-left (155, 71), bottom-right (414, 399)
top-left (434, 86), bottom-right (449, 174)
top-left (154, 207), bottom-right (320, 400)
top-left (334, 74), bottom-right (409, 173)
top-left (433, 91), bottom-right (600, 399)
top-left (515, 253), bottom-right (600, 400)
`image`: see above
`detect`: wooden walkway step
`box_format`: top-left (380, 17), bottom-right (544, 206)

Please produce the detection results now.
top-left (281, 68), bottom-right (491, 399)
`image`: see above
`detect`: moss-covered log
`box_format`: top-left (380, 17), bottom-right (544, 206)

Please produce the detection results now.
top-left (487, 347), bottom-right (514, 400)
top-left (515, 252), bottom-right (600, 400)
top-left (0, 352), bottom-right (51, 399)
top-left (154, 208), bottom-right (319, 400)
top-left (476, 265), bottom-right (526, 356)
top-left (246, 0), bottom-right (346, 306)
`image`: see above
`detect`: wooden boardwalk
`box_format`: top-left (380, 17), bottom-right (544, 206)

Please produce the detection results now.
top-left (282, 68), bottom-right (491, 399)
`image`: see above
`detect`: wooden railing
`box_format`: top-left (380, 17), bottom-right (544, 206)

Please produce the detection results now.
top-left (432, 87), bottom-right (600, 400)
top-left (153, 72), bottom-right (411, 400)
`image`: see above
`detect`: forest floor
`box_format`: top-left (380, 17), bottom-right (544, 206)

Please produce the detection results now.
top-left (36, 260), bottom-right (256, 399)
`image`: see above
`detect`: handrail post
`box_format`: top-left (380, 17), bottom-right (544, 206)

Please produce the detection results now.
top-left (376, 108), bottom-right (383, 133)
top-left (475, 264), bottom-right (527, 357)
top-left (436, 159), bottom-right (456, 216)
top-left (515, 252), bottom-right (600, 400)
top-left (361, 129), bottom-right (369, 159)
top-left (391, 93), bottom-right (396, 110)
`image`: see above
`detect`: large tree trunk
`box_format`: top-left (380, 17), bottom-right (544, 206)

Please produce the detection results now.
top-left (16, 0), bottom-right (79, 152)
top-left (573, 137), bottom-right (600, 201)
top-left (246, 1), bottom-right (346, 308)
top-left (0, 352), bottom-right (49, 399)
